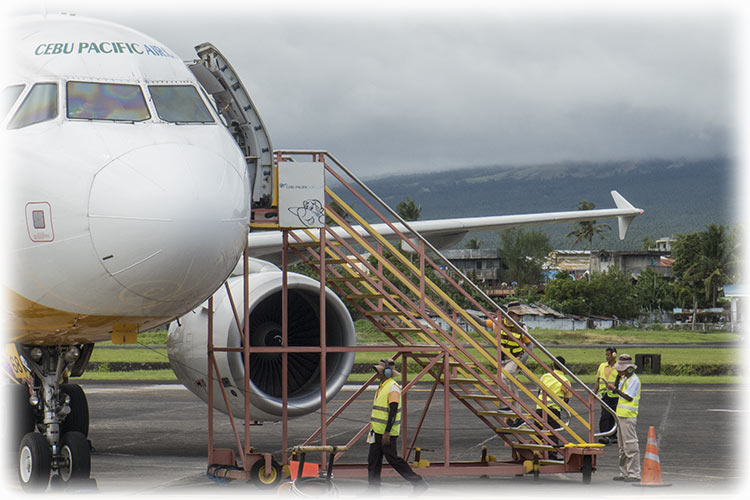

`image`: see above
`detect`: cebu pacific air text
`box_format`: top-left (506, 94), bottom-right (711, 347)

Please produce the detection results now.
top-left (34, 41), bottom-right (176, 58)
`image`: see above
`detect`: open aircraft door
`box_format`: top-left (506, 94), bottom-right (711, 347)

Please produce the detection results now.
top-left (189, 43), bottom-right (275, 209)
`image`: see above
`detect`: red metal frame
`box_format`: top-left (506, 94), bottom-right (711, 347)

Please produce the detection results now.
top-left (204, 150), bottom-right (609, 483)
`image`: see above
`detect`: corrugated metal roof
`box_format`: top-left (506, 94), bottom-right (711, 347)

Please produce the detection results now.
top-left (510, 303), bottom-right (567, 318)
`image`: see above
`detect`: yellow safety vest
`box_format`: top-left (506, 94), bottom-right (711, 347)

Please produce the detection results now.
top-left (615, 375), bottom-right (640, 418)
top-left (501, 319), bottom-right (525, 356)
top-left (370, 378), bottom-right (402, 435)
top-left (597, 362), bottom-right (619, 398)
top-left (536, 370), bottom-right (570, 411)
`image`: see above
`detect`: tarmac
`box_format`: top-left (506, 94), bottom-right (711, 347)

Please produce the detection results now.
top-left (3, 381), bottom-right (748, 498)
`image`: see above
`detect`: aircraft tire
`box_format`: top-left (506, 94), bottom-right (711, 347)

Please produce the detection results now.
top-left (250, 458), bottom-right (282, 488)
top-left (61, 383), bottom-right (90, 437)
top-left (11, 383), bottom-right (36, 450)
top-left (18, 432), bottom-right (51, 492)
top-left (59, 431), bottom-right (91, 483)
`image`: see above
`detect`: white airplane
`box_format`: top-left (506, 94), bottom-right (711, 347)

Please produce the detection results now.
top-left (3, 13), bottom-right (643, 492)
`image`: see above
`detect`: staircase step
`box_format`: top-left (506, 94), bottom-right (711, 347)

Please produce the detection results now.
top-left (250, 221), bottom-right (279, 229)
top-left (476, 409), bottom-right (518, 417)
top-left (318, 259), bottom-right (351, 265)
top-left (328, 276), bottom-right (377, 282)
top-left (495, 426), bottom-right (552, 435)
top-left (448, 360), bottom-right (481, 368)
top-left (444, 377), bottom-right (486, 384)
top-left (457, 394), bottom-right (501, 401)
top-left (382, 327), bottom-right (439, 334)
top-left (289, 241), bottom-right (342, 249)
top-left (345, 293), bottom-right (390, 299)
top-left (365, 310), bottom-right (408, 316)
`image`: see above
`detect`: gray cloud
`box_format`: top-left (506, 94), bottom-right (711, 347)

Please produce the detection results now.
top-left (7, 2), bottom-right (740, 177)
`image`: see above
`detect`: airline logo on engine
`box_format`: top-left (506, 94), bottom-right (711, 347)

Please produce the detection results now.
top-left (34, 41), bottom-right (176, 58)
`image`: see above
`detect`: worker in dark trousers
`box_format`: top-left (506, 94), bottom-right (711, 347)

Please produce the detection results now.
top-left (594, 346), bottom-right (619, 444)
top-left (367, 359), bottom-right (428, 494)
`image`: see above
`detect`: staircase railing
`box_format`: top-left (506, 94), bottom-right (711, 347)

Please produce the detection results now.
top-left (275, 150), bottom-right (613, 466)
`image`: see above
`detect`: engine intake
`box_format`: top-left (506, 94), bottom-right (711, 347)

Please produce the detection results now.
top-left (167, 271), bottom-right (356, 421)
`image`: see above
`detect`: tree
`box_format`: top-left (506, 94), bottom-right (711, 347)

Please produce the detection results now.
top-left (642, 236), bottom-right (656, 251)
top-left (497, 228), bottom-right (552, 285)
top-left (587, 268), bottom-right (639, 319)
top-left (507, 284), bottom-right (543, 305)
top-left (543, 268), bottom-right (639, 319)
top-left (465, 238), bottom-right (482, 249)
top-left (542, 272), bottom-right (589, 316)
top-left (672, 224), bottom-right (738, 309)
top-left (566, 200), bottom-right (612, 251)
top-left (396, 197), bottom-right (421, 221)
top-left (634, 268), bottom-right (673, 313)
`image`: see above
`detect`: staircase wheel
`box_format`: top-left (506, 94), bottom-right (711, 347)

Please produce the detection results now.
top-left (582, 455), bottom-right (593, 484)
top-left (250, 458), bottom-right (282, 488)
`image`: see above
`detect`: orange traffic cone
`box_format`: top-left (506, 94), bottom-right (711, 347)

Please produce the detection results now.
top-left (634, 426), bottom-right (671, 487)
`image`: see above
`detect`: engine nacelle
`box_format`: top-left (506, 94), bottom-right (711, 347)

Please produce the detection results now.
top-left (167, 271), bottom-right (356, 421)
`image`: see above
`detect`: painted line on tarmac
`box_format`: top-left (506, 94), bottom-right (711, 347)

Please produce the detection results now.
top-left (471, 434), bottom-right (499, 449)
top-left (657, 388), bottom-right (674, 442)
top-left (706, 408), bottom-right (745, 413)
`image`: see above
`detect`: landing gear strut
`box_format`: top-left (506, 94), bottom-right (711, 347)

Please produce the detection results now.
top-left (14, 345), bottom-right (93, 492)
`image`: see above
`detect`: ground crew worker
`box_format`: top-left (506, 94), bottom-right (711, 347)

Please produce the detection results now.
top-left (495, 302), bottom-right (531, 427)
top-left (535, 356), bottom-right (572, 457)
top-left (594, 346), bottom-right (619, 444)
top-left (367, 359), bottom-right (427, 493)
top-left (607, 353), bottom-right (641, 483)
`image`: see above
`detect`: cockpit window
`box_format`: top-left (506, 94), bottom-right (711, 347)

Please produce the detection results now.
top-left (2, 84), bottom-right (26, 120)
top-left (149, 85), bottom-right (214, 124)
top-left (7, 83), bottom-right (58, 129)
top-left (67, 82), bottom-right (150, 122)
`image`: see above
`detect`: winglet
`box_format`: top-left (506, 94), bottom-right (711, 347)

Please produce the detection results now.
top-left (611, 190), bottom-right (643, 240)
top-left (611, 190), bottom-right (634, 210)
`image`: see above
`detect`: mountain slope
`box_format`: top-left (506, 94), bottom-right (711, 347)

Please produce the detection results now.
top-left (353, 158), bottom-right (737, 250)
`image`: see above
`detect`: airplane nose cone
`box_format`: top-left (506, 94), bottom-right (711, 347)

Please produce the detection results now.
top-left (88, 144), bottom-right (249, 314)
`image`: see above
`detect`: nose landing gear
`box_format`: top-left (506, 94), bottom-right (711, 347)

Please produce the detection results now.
top-left (13, 345), bottom-right (94, 492)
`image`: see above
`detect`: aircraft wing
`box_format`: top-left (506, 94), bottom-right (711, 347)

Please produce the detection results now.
top-left (248, 190), bottom-right (643, 265)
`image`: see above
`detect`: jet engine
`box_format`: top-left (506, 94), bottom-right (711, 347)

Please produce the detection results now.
top-left (167, 270), bottom-right (356, 421)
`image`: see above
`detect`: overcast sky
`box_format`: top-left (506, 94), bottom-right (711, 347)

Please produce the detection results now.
top-left (5, 1), bottom-right (746, 178)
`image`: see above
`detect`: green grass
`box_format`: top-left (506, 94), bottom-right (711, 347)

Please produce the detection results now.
top-left (354, 319), bottom-right (741, 345)
top-left (529, 328), bottom-right (740, 345)
top-left (351, 347), bottom-right (740, 367)
top-left (537, 347), bottom-right (739, 365)
top-left (89, 347), bottom-right (169, 363)
top-left (79, 370), bottom-right (177, 381)
top-left (344, 371), bottom-right (741, 385)
top-left (78, 324), bottom-right (742, 384)
top-left (95, 330), bottom-right (169, 346)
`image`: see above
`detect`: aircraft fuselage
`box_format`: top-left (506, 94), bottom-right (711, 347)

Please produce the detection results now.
top-left (4, 14), bottom-right (251, 345)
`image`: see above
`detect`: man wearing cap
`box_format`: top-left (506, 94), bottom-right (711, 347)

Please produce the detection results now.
top-left (607, 353), bottom-right (641, 483)
top-left (367, 359), bottom-right (427, 493)
top-left (594, 347), bottom-right (619, 444)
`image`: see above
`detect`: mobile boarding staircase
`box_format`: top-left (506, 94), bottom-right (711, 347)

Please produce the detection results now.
top-left (252, 151), bottom-right (611, 483)
top-left (191, 41), bottom-right (611, 485)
